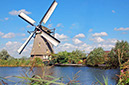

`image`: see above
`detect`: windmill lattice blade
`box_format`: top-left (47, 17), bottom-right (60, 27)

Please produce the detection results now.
top-left (40, 30), bottom-right (60, 46)
top-left (17, 32), bottom-right (35, 54)
top-left (19, 12), bottom-right (36, 26)
top-left (40, 1), bottom-right (58, 24)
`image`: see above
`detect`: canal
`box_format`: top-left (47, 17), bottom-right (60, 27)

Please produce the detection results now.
top-left (0, 66), bottom-right (119, 85)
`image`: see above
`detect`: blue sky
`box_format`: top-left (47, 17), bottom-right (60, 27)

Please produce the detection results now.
top-left (0, 0), bottom-right (129, 58)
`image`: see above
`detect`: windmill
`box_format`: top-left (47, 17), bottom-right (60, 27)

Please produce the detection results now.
top-left (17, 0), bottom-right (60, 60)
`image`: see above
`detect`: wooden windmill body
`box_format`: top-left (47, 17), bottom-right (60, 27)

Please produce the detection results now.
top-left (17, 1), bottom-right (60, 61)
top-left (31, 26), bottom-right (54, 60)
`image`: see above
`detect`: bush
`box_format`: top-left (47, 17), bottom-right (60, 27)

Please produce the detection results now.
top-left (86, 47), bottom-right (105, 66)
top-left (52, 50), bottom-right (86, 64)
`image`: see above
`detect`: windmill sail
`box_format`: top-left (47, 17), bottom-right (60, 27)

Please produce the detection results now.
top-left (40, 29), bottom-right (60, 46)
top-left (39, 1), bottom-right (58, 24)
top-left (17, 32), bottom-right (35, 54)
top-left (19, 12), bottom-right (36, 26)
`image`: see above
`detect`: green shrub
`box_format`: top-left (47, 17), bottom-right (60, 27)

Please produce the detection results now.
top-left (86, 47), bottom-right (105, 66)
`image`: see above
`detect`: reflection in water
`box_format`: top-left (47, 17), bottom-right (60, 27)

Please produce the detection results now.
top-left (34, 66), bottom-right (120, 85)
top-left (34, 66), bottom-right (54, 78)
top-left (0, 67), bottom-right (119, 85)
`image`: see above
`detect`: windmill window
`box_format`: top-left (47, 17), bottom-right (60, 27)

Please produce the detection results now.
top-left (38, 42), bottom-right (41, 47)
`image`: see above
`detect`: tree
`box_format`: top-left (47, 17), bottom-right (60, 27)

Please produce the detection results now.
top-left (107, 40), bottom-right (129, 67)
top-left (116, 41), bottom-right (129, 62)
top-left (53, 51), bottom-right (69, 64)
top-left (0, 49), bottom-right (11, 60)
top-left (52, 50), bottom-right (86, 64)
top-left (69, 49), bottom-right (86, 64)
top-left (107, 48), bottom-right (119, 67)
top-left (86, 47), bottom-right (105, 66)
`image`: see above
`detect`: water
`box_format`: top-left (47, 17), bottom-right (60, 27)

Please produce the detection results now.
top-left (0, 66), bottom-right (119, 85)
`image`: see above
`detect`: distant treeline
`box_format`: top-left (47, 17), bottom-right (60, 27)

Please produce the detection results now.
top-left (51, 40), bottom-right (129, 68)
top-left (0, 50), bottom-right (43, 66)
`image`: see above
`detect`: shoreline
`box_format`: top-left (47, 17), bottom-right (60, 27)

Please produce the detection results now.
top-left (0, 64), bottom-right (119, 69)
top-left (54, 64), bottom-right (85, 67)
top-left (0, 65), bottom-right (42, 67)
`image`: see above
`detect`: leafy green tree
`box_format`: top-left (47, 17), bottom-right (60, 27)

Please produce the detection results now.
top-left (115, 40), bottom-right (129, 62)
top-left (0, 49), bottom-right (11, 60)
top-left (69, 49), bottom-right (86, 64)
top-left (52, 50), bottom-right (86, 64)
top-left (53, 51), bottom-right (69, 64)
top-left (108, 40), bottom-right (129, 66)
top-left (107, 49), bottom-right (119, 67)
top-left (86, 47), bottom-right (105, 66)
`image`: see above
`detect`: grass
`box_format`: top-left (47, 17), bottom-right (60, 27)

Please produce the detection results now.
top-left (95, 76), bottom-right (108, 85)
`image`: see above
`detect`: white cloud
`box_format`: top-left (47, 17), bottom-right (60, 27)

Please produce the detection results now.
top-left (79, 43), bottom-right (93, 52)
top-left (112, 10), bottom-right (115, 13)
top-left (114, 27), bottom-right (129, 31)
top-left (55, 33), bottom-right (68, 41)
top-left (54, 43), bottom-right (77, 53)
top-left (90, 37), bottom-right (104, 43)
top-left (4, 41), bottom-right (22, 57)
top-left (3, 41), bottom-right (33, 58)
top-left (98, 44), bottom-right (115, 50)
top-left (97, 39), bottom-right (118, 50)
top-left (92, 32), bottom-right (108, 37)
top-left (56, 23), bottom-right (64, 27)
top-left (74, 33), bottom-right (85, 38)
top-left (89, 29), bottom-right (93, 32)
top-left (104, 39), bottom-right (117, 44)
top-left (91, 38), bottom-right (118, 51)
top-left (72, 38), bottom-right (83, 44)
top-left (54, 33), bottom-right (118, 53)
top-left (2, 32), bottom-right (15, 38)
top-left (0, 32), bottom-right (4, 36)
top-left (54, 43), bottom-right (93, 53)
top-left (9, 9), bottom-right (31, 15)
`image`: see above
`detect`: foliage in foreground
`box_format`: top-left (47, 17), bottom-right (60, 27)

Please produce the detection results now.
top-left (117, 60), bottom-right (129, 85)
top-left (96, 76), bottom-right (108, 85)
